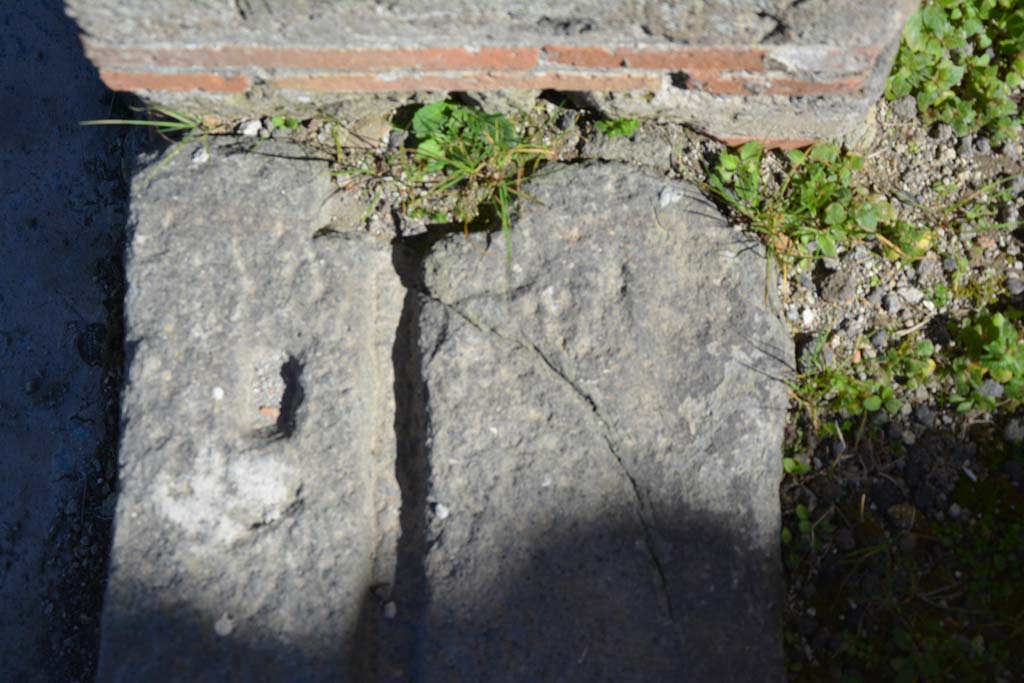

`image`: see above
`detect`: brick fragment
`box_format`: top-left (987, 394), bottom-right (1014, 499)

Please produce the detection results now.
top-left (87, 46), bottom-right (538, 72)
top-left (270, 71), bottom-right (661, 93)
top-left (542, 46), bottom-right (766, 72)
top-left (716, 135), bottom-right (819, 150)
top-left (98, 70), bottom-right (250, 93)
top-left (684, 72), bottom-right (867, 97)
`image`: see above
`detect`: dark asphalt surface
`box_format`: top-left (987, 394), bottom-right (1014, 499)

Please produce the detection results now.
top-left (1, 3), bottom-right (129, 679)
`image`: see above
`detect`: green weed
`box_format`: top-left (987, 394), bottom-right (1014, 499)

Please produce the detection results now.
top-left (704, 141), bottom-right (915, 270)
top-left (886, 0), bottom-right (1024, 143)
top-left (594, 117), bottom-right (639, 139)
top-left (401, 101), bottom-right (554, 283)
top-left (789, 325), bottom-right (938, 440)
top-left (81, 104), bottom-right (205, 136)
top-left (270, 115), bottom-right (301, 131)
top-left (949, 310), bottom-right (1024, 412)
top-left (81, 105), bottom-right (211, 179)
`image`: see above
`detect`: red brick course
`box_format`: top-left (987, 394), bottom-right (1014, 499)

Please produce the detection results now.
top-left (86, 41), bottom-right (881, 100)
top-left (87, 46), bottom-right (538, 72)
top-left (270, 71), bottom-right (662, 93)
top-left (540, 46), bottom-right (767, 72)
top-left (98, 70), bottom-right (251, 93)
top-left (686, 72), bottom-right (868, 96)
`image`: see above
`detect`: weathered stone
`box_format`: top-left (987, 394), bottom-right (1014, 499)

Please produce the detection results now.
top-left (66, 0), bottom-right (913, 143)
top-left (98, 138), bottom-right (405, 681)
top-left (397, 163), bottom-right (792, 681)
top-left (580, 120), bottom-right (696, 172)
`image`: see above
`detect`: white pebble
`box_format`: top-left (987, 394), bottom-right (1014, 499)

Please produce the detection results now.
top-left (899, 287), bottom-right (924, 304)
top-left (191, 146), bottom-right (210, 164)
top-left (212, 386), bottom-right (225, 401)
top-left (434, 503), bottom-right (450, 520)
top-left (214, 613), bottom-right (235, 637)
top-left (238, 120), bottom-right (261, 137)
top-left (801, 308), bottom-right (815, 327)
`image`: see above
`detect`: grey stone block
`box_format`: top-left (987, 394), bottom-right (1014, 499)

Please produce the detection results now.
top-left (104, 145), bottom-right (792, 681)
top-left (400, 163), bottom-right (792, 681)
top-left (66, 0), bottom-right (914, 142)
top-left (98, 138), bottom-right (405, 682)
top-left (67, 0), bottom-right (907, 50)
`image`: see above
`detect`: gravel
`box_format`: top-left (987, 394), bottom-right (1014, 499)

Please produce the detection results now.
top-left (238, 119), bottom-right (261, 137)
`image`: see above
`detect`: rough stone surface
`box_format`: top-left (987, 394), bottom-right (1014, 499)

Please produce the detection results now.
top-left (580, 120), bottom-right (697, 172)
top-left (66, 0), bottom-right (907, 49)
top-left (579, 31), bottom-right (900, 143)
top-left (396, 163), bottom-right (792, 681)
top-left (98, 138), bottom-right (405, 681)
top-left (101, 146), bottom-right (792, 680)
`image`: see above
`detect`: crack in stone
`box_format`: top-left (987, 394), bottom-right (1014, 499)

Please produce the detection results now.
top-left (421, 289), bottom-right (682, 635)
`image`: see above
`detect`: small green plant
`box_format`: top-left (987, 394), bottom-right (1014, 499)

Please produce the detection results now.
top-left (789, 327), bottom-right (898, 430)
top-left (81, 105), bottom-right (211, 179)
top-left (789, 327), bottom-right (940, 438)
top-left (783, 456), bottom-right (812, 476)
top-left (594, 117), bottom-right (639, 139)
top-left (82, 104), bottom-right (205, 136)
top-left (949, 310), bottom-right (1024, 412)
top-left (270, 115), bottom-right (301, 131)
top-left (402, 101), bottom-right (553, 282)
top-left (886, 0), bottom-right (1024, 142)
top-left (705, 141), bottom-right (910, 270)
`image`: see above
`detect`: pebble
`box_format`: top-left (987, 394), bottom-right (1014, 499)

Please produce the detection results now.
top-left (214, 613), bottom-right (236, 637)
top-left (891, 96), bottom-right (918, 121)
top-left (191, 146), bottom-right (210, 164)
top-left (801, 308), bottom-right (815, 327)
top-left (916, 258), bottom-right (942, 287)
top-left (975, 136), bottom-right (992, 154)
top-left (898, 286), bottom-right (924, 305)
top-left (238, 120), bottom-right (261, 137)
top-left (942, 256), bottom-right (958, 273)
top-left (914, 404), bottom-right (935, 428)
top-left (947, 503), bottom-right (962, 520)
top-left (211, 386), bottom-right (225, 401)
top-left (1004, 418), bottom-right (1024, 443)
top-left (433, 502), bottom-right (450, 520)
top-left (383, 602), bottom-right (398, 620)
top-left (867, 287), bottom-right (885, 306)
top-left (1011, 175), bottom-right (1024, 197)
top-left (957, 137), bottom-right (974, 158)
top-left (871, 330), bottom-right (889, 349)
top-left (978, 379), bottom-right (1004, 400)
top-left (901, 430), bottom-right (916, 446)
top-left (884, 293), bottom-right (902, 314)
top-left (387, 129), bottom-right (408, 152)
top-left (1008, 279), bottom-right (1024, 296)
top-left (931, 123), bottom-right (954, 142)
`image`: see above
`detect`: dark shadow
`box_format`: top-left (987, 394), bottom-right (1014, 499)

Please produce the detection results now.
top-left (272, 355), bottom-right (304, 440)
top-left (380, 240), bottom-right (433, 682)
top-left (98, 501), bottom-right (780, 682)
top-left (0, 2), bottom-right (157, 680)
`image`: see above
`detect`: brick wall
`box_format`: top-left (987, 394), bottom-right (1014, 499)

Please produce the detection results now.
top-left (66, 0), bottom-right (918, 146)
